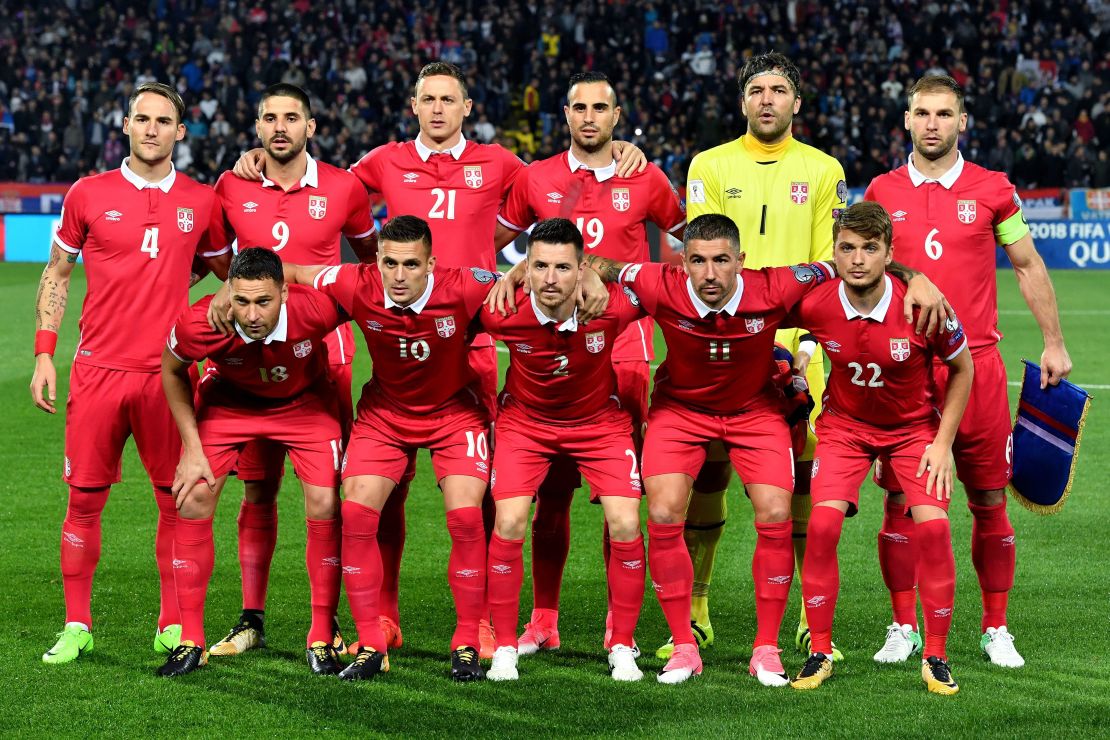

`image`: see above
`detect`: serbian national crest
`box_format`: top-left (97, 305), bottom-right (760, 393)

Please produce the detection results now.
top-left (177, 207), bottom-right (194, 232)
top-left (308, 195), bottom-right (328, 220)
top-left (790, 181), bottom-right (809, 205)
top-left (464, 165), bottom-right (483, 189)
top-left (890, 337), bottom-right (911, 362)
top-left (293, 340), bottom-right (313, 358)
top-left (745, 316), bottom-right (765, 334)
top-left (957, 199), bottom-right (977, 224)
top-left (611, 188), bottom-right (631, 212)
top-left (585, 331), bottom-right (605, 354)
top-left (436, 316), bottom-right (456, 338)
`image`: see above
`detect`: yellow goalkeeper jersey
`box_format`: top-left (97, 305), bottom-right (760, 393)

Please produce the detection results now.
top-left (686, 135), bottom-right (847, 268)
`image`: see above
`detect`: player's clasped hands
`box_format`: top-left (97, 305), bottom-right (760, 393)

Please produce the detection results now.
top-left (917, 442), bottom-right (954, 501)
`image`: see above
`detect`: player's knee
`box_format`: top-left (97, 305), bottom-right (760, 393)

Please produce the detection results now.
top-left (752, 501), bottom-right (791, 524)
top-left (180, 485), bottom-right (218, 519)
top-left (605, 511), bottom-right (642, 542)
top-left (243, 478), bottom-right (280, 504)
top-left (967, 487), bottom-right (1005, 508)
top-left (303, 486), bottom-right (340, 520)
top-left (495, 504), bottom-right (529, 540)
top-left (692, 460), bottom-right (731, 492)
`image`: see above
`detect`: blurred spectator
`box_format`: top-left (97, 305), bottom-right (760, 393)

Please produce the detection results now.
top-left (0, 0), bottom-right (1103, 189)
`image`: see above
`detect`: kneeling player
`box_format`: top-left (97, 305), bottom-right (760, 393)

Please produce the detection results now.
top-left (160, 248), bottom-right (347, 677)
top-left (785, 202), bottom-right (972, 694)
top-left (288, 216), bottom-right (497, 682)
top-left (480, 219), bottom-right (647, 682)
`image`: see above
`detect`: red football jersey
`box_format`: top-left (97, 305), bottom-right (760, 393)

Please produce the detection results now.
top-left (787, 275), bottom-right (968, 428)
top-left (621, 261), bottom-right (834, 414)
top-left (480, 283), bottom-right (645, 423)
top-left (864, 154), bottom-right (1024, 349)
top-left (54, 160), bottom-right (227, 372)
top-left (168, 285), bottom-right (343, 405)
top-left (348, 138), bottom-right (523, 271)
top-left (312, 263), bottom-right (496, 416)
top-left (497, 150), bottom-right (685, 362)
top-left (213, 156), bottom-right (372, 365)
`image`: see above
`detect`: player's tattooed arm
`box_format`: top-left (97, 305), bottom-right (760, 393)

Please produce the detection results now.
top-left (582, 254), bottom-right (628, 283)
top-left (31, 244), bottom-right (77, 413)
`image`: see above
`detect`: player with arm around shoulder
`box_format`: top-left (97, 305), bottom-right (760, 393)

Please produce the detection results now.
top-left (160, 247), bottom-right (348, 677)
top-left (783, 202), bottom-right (972, 695)
top-left (284, 216), bottom-right (499, 682)
top-left (479, 219), bottom-right (648, 682)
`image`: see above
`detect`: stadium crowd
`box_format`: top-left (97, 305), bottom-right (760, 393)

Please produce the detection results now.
top-left (0, 0), bottom-right (1108, 190)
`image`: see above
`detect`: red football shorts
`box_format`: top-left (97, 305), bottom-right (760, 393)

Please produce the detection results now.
top-left (342, 400), bottom-right (490, 485)
top-left (234, 363), bottom-right (349, 481)
top-left (197, 394), bottom-right (342, 488)
top-left (642, 398), bottom-right (795, 491)
top-left (876, 345), bottom-right (1011, 493)
top-left (813, 411), bottom-right (947, 515)
top-left (491, 400), bottom-right (641, 502)
top-left (63, 364), bottom-right (179, 488)
top-left (468, 338), bottom-right (499, 417)
top-left (613, 359), bottom-right (650, 436)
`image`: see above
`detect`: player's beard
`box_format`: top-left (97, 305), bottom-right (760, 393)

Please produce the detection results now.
top-left (844, 273), bottom-right (884, 295)
top-left (266, 136), bottom-right (307, 164)
top-left (912, 130), bottom-right (958, 161)
top-left (747, 109), bottom-right (792, 144)
top-left (573, 129), bottom-right (613, 155)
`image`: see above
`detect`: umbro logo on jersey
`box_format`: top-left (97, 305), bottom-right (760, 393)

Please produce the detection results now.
top-left (403, 172), bottom-right (419, 183)
top-left (546, 191), bottom-right (564, 204)
top-left (365, 320), bottom-right (383, 332)
top-left (891, 210), bottom-right (908, 221)
top-left (515, 343), bottom-right (533, 354)
top-left (725, 187), bottom-right (743, 199)
top-left (104, 210), bottom-right (122, 221)
top-left (224, 357), bottom-right (244, 365)
top-left (677, 319), bottom-right (696, 331)
top-left (825, 340), bottom-right (841, 353)
top-left (243, 201), bottom-right (259, 212)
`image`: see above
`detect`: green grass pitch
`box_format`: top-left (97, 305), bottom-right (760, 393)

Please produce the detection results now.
top-left (1, 263), bottom-right (1107, 737)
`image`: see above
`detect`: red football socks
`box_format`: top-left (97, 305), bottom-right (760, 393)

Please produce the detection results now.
top-left (801, 506), bottom-right (845, 655)
top-left (341, 500), bottom-right (386, 652)
top-left (446, 507), bottom-right (486, 650)
top-left (878, 496), bottom-right (919, 629)
top-left (647, 521), bottom-right (695, 646)
top-left (607, 536), bottom-right (646, 648)
top-left (152, 487), bottom-right (181, 629)
top-left (530, 482), bottom-right (573, 612)
top-left (174, 516), bottom-right (215, 646)
top-left (487, 533), bottom-right (525, 649)
top-left (60, 486), bottom-right (109, 629)
top-left (969, 499), bottom-right (1015, 631)
top-left (377, 479), bottom-right (409, 625)
top-left (237, 500), bottom-right (277, 612)
top-left (916, 518), bottom-right (956, 659)
top-left (753, 519), bottom-right (794, 648)
top-left (305, 517), bottom-right (341, 646)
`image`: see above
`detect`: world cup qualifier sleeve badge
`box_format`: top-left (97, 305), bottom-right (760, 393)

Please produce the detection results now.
top-left (177, 207), bottom-right (194, 232)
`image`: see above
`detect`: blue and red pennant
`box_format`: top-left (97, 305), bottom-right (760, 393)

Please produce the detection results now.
top-left (1009, 360), bottom-right (1093, 514)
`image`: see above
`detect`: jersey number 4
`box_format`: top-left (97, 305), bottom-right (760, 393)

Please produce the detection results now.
top-left (141, 228), bottom-right (160, 259)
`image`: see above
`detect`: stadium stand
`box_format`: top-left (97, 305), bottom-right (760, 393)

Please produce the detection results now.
top-left (0, 0), bottom-right (1106, 187)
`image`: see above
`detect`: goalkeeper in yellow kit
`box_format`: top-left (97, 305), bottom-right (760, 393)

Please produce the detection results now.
top-left (656, 52), bottom-right (848, 662)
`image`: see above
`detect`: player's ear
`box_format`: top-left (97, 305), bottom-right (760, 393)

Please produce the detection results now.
top-left (280, 281), bottom-right (289, 303)
top-left (736, 251), bottom-right (746, 270)
top-left (904, 110), bottom-right (911, 131)
top-left (122, 117), bottom-right (131, 136)
top-left (409, 96), bottom-right (418, 116)
top-left (792, 96), bottom-right (801, 116)
top-left (958, 111), bottom-right (968, 133)
top-left (884, 245), bottom-right (894, 266)
top-left (175, 123), bottom-right (186, 142)
top-left (426, 254), bottom-right (436, 272)
top-left (463, 98), bottom-right (473, 118)
top-left (306, 117), bottom-right (316, 138)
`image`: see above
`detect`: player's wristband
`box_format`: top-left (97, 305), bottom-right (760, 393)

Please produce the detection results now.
top-left (798, 340), bottom-right (818, 359)
top-left (35, 330), bottom-right (58, 357)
